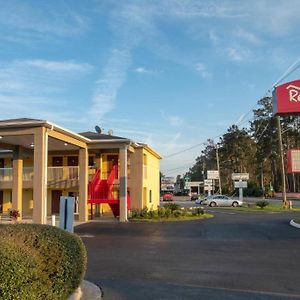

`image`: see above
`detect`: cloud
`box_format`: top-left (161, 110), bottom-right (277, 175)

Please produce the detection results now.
top-left (0, 59), bottom-right (92, 124)
top-left (90, 47), bottom-right (132, 118)
top-left (134, 67), bottom-right (157, 74)
top-left (19, 60), bottom-right (92, 73)
top-left (0, 0), bottom-right (88, 39)
top-left (195, 63), bottom-right (212, 79)
top-left (235, 28), bottom-right (262, 45)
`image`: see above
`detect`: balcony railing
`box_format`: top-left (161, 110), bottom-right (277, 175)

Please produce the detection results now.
top-left (48, 167), bottom-right (79, 181)
top-left (0, 167), bottom-right (80, 182)
top-left (0, 168), bottom-right (13, 181)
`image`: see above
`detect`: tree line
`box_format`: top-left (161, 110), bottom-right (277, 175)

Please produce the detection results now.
top-left (180, 96), bottom-right (300, 196)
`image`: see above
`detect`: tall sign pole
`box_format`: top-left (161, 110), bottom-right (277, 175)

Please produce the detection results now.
top-left (216, 144), bottom-right (222, 194)
top-left (277, 116), bottom-right (288, 208)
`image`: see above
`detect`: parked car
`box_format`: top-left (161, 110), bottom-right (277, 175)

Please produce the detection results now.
top-left (190, 193), bottom-right (199, 201)
top-left (202, 195), bottom-right (242, 207)
top-left (195, 197), bottom-right (204, 205)
top-left (162, 193), bottom-right (174, 201)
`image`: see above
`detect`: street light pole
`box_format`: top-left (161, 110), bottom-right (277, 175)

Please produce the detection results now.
top-left (216, 144), bottom-right (222, 194)
top-left (277, 116), bottom-right (288, 208)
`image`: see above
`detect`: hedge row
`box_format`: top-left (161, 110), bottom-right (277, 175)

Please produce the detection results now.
top-left (0, 224), bottom-right (87, 300)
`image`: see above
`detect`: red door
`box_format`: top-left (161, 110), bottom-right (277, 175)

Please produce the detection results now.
top-left (0, 191), bottom-right (3, 214)
top-left (51, 190), bottom-right (62, 214)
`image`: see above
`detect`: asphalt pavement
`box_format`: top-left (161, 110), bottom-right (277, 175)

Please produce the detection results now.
top-left (76, 209), bottom-right (300, 300)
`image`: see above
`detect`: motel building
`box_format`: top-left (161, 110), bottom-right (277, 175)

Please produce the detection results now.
top-left (0, 118), bottom-right (161, 223)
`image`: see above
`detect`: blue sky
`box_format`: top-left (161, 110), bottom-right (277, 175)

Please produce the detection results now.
top-left (0, 0), bottom-right (300, 176)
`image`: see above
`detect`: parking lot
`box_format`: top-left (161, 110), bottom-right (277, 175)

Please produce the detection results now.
top-left (76, 208), bottom-right (300, 300)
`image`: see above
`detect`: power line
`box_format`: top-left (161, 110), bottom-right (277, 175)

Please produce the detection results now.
top-left (163, 58), bottom-right (300, 176)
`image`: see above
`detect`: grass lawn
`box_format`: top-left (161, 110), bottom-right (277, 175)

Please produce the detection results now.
top-left (227, 203), bottom-right (300, 213)
top-left (293, 218), bottom-right (300, 224)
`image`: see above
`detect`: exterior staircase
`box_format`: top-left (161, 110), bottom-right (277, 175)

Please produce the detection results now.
top-left (88, 166), bottom-right (130, 218)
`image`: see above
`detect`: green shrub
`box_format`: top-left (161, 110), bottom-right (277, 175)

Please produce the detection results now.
top-left (0, 224), bottom-right (87, 300)
top-left (148, 210), bottom-right (157, 218)
top-left (158, 207), bottom-right (166, 218)
top-left (192, 207), bottom-right (204, 216)
top-left (173, 210), bottom-right (182, 218)
top-left (130, 209), bottom-right (140, 218)
top-left (163, 203), bottom-right (180, 212)
top-left (140, 207), bottom-right (149, 218)
top-left (164, 208), bottom-right (172, 218)
top-left (256, 200), bottom-right (269, 209)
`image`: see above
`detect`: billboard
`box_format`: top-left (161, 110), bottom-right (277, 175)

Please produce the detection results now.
top-left (287, 149), bottom-right (300, 173)
top-left (207, 170), bottom-right (219, 179)
top-left (232, 173), bottom-right (249, 181)
top-left (272, 79), bottom-right (300, 115)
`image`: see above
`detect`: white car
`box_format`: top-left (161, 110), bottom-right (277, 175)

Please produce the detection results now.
top-left (202, 195), bottom-right (242, 207)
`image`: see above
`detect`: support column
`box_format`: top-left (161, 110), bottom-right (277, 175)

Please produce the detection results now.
top-left (12, 146), bottom-right (23, 220)
top-left (79, 148), bottom-right (88, 222)
top-left (33, 128), bottom-right (48, 224)
top-left (119, 146), bottom-right (128, 222)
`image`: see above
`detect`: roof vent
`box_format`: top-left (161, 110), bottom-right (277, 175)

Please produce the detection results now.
top-left (108, 129), bottom-right (113, 136)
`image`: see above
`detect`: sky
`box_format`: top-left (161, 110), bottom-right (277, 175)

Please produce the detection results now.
top-left (0, 0), bottom-right (300, 177)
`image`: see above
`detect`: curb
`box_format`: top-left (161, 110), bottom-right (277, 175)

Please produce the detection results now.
top-left (290, 219), bottom-right (300, 229)
top-left (68, 280), bottom-right (102, 300)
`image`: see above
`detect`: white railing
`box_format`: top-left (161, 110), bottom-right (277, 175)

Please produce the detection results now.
top-left (47, 166), bottom-right (79, 181)
top-left (0, 168), bottom-right (13, 181)
top-left (23, 167), bottom-right (33, 181)
top-left (0, 166), bottom-right (80, 182)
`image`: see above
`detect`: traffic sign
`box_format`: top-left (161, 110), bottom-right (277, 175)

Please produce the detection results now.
top-left (234, 181), bottom-right (248, 188)
top-left (232, 173), bottom-right (249, 181)
top-left (204, 185), bottom-right (213, 191)
top-left (204, 179), bottom-right (213, 185)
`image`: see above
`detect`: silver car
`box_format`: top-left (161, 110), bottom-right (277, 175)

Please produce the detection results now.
top-left (202, 195), bottom-right (242, 207)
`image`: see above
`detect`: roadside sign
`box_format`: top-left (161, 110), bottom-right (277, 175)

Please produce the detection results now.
top-left (204, 185), bottom-right (213, 191)
top-left (207, 170), bottom-right (219, 180)
top-left (185, 181), bottom-right (202, 188)
top-left (184, 175), bottom-right (191, 181)
top-left (204, 179), bottom-right (213, 185)
top-left (234, 181), bottom-right (248, 188)
top-left (232, 173), bottom-right (249, 181)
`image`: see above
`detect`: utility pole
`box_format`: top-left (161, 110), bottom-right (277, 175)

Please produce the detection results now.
top-left (277, 116), bottom-right (288, 208)
top-left (216, 144), bottom-right (222, 194)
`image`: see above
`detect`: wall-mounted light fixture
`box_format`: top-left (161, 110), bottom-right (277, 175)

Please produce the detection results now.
top-left (30, 142), bottom-right (34, 148)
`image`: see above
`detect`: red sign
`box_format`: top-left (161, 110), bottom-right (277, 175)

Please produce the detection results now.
top-left (287, 149), bottom-right (300, 173)
top-left (272, 79), bottom-right (300, 115)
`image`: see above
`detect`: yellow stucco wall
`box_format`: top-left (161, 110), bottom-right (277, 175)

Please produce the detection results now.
top-left (2, 190), bottom-right (11, 213)
top-left (129, 147), bottom-right (160, 211)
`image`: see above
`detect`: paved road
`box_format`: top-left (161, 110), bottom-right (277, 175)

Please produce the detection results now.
top-left (76, 211), bottom-right (300, 300)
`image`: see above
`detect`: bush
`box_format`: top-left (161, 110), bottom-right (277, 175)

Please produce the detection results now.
top-left (256, 200), bottom-right (269, 209)
top-left (163, 203), bottom-right (181, 212)
top-left (191, 207), bottom-right (204, 216)
top-left (0, 224), bottom-right (87, 300)
top-left (173, 210), bottom-right (182, 218)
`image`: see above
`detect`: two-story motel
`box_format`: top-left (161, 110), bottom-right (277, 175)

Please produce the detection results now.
top-left (0, 118), bottom-right (161, 223)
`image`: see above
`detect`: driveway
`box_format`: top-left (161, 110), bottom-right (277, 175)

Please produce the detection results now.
top-left (75, 210), bottom-right (300, 300)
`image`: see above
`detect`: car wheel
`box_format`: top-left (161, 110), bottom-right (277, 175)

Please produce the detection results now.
top-left (210, 201), bottom-right (216, 207)
top-left (232, 201), bottom-right (238, 207)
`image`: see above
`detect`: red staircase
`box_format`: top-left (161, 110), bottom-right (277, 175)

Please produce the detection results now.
top-left (88, 166), bottom-right (130, 218)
